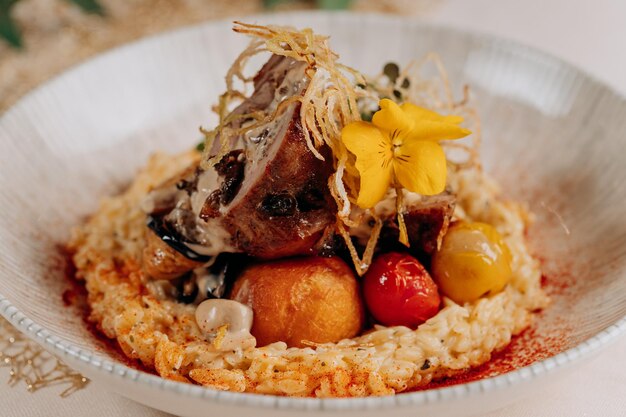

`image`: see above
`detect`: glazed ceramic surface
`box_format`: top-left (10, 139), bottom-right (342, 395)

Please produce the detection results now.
top-left (0, 11), bottom-right (625, 417)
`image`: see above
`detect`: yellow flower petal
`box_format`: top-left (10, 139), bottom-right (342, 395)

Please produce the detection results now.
top-left (393, 140), bottom-right (447, 195)
top-left (400, 102), bottom-right (464, 125)
top-left (405, 120), bottom-right (471, 142)
top-left (342, 121), bottom-right (392, 160)
top-left (374, 99), bottom-right (471, 142)
top-left (341, 121), bottom-right (393, 208)
top-left (357, 157), bottom-right (393, 208)
top-left (371, 99), bottom-right (412, 133)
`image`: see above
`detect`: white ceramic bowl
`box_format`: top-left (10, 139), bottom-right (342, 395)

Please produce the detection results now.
top-left (1, 11), bottom-right (625, 417)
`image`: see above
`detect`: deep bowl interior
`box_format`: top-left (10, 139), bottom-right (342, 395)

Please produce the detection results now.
top-left (0, 11), bottom-right (625, 414)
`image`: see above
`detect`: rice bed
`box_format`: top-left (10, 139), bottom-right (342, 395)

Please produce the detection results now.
top-left (69, 151), bottom-right (548, 397)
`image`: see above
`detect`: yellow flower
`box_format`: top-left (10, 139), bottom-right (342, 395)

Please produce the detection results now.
top-left (342, 99), bottom-right (471, 208)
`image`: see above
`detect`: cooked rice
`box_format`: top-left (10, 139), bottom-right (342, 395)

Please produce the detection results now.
top-left (69, 151), bottom-right (548, 397)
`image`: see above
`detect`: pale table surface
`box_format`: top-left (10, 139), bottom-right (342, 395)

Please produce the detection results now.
top-left (1, 1), bottom-right (625, 416)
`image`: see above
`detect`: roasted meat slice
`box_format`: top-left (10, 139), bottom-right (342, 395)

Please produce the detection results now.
top-left (141, 55), bottom-right (337, 279)
top-left (342, 192), bottom-right (456, 258)
top-left (221, 106), bottom-right (335, 259)
top-left (380, 192), bottom-right (456, 255)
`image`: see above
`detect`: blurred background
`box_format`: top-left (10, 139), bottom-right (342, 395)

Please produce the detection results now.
top-left (1, 0), bottom-right (625, 114)
top-left (0, 0), bottom-right (440, 112)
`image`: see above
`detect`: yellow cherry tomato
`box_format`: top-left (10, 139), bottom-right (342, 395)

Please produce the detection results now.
top-left (431, 222), bottom-right (512, 304)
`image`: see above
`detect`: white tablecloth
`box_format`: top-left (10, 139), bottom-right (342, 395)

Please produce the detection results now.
top-left (2, 1), bottom-right (625, 416)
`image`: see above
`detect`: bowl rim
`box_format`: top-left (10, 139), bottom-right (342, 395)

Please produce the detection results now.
top-left (1, 10), bottom-right (625, 412)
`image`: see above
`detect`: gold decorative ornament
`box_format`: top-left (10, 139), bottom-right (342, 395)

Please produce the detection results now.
top-left (0, 316), bottom-right (89, 397)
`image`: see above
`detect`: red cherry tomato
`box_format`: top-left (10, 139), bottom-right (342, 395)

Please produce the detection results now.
top-left (363, 252), bottom-right (441, 328)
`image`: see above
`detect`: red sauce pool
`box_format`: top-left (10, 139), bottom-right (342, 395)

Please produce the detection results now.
top-left (416, 324), bottom-right (567, 390)
top-left (415, 269), bottom-right (571, 390)
top-left (59, 246), bottom-right (153, 375)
